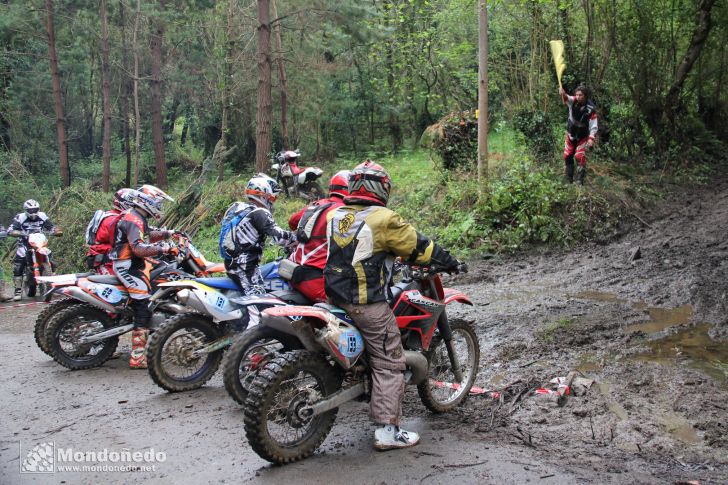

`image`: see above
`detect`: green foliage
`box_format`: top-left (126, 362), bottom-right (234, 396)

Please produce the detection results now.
top-left (512, 108), bottom-right (558, 163)
top-left (429, 110), bottom-right (478, 171)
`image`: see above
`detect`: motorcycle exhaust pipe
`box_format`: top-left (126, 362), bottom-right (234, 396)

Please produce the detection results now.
top-left (79, 324), bottom-right (134, 344)
top-left (404, 351), bottom-right (429, 386)
top-left (61, 287), bottom-right (118, 313)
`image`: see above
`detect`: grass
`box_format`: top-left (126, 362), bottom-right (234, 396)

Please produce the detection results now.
top-left (538, 317), bottom-right (576, 343)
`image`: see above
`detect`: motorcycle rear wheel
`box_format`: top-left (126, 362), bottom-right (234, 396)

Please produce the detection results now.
top-left (146, 312), bottom-right (224, 392)
top-left (223, 326), bottom-right (302, 405)
top-left (45, 305), bottom-right (119, 370)
top-left (418, 319), bottom-right (480, 413)
top-left (34, 298), bottom-right (80, 356)
top-left (243, 350), bottom-right (341, 464)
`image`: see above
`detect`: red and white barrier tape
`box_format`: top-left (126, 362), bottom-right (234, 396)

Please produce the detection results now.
top-left (0, 301), bottom-right (45, 311)
top-left (432, 380), bottom-right (501, 399)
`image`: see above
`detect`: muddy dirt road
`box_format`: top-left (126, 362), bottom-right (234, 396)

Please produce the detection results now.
top-left (2, 181), bottom-right (727, 484)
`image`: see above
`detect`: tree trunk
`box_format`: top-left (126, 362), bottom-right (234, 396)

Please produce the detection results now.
top-left (45, 0), bottom-right (70, 187)
top-left (477, 0), bottom-right (489, 195)
top-left (120, 1), bottom-right (132, 187)
top-left (218, 0), bottom-right (235, 182)
top-left (271, 0), bottom-right (289, 150)
top-left (255, 0), bottom-right (272, 174)
top-left (150, 0), bottom-right (168, 188)
top-left (133, 0), bottom-right (141, 187)
top-left (100, 0), bottom-right (112, 192)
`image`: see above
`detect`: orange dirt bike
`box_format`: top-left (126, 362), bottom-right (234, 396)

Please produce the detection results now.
top-left (9, 230), bottom-right (62, 298)
top-left (35, 233), bottom-right (224, 367)
top-left (238, 263), bottom-right (479, 464)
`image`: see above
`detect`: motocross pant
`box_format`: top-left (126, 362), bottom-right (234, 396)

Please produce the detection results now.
top-left (112, 259), bottom-right (152, 326)
top-left (225, 258), bottom-right (265, 296)
top-left (564, 134), bottom-right (590, 182)
top-left (338, 301), bottom-right (406, 426)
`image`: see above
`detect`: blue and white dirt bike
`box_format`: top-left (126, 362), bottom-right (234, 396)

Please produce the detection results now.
top-left (145, 260), bottom-right (311, 392)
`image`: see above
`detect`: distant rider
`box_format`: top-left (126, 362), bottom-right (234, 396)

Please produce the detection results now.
top-left (286, 170), bottom-right (350, 302)
top-left (0, 223), bottom-right (9, 302)
top-left (324, 161), bottom-right (462, 450)
top-left (560, 84), bottom-right (598, 185)
top-left (110, 187), bottom-right (175, 369)
top-left (8, 200), bottom-right (61, 301)
top-left (222, 174), bottom-right (296, 296)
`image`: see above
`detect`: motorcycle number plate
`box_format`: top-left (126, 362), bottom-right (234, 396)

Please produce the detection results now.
top-left (95, 284), bottom-right (124, 304)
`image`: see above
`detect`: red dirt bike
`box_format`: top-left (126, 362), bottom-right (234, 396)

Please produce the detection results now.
top-left (36, 233), bottom-right (224, 368)
top-left (233, 263), bottom-right (479, 464)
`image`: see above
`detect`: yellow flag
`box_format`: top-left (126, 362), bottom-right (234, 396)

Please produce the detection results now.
top-left (549, 40), bottom-right (566, 87)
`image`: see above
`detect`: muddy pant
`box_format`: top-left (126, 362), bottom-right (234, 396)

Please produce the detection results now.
top-left (112, 259), bottom-right (152, 326)
top-left (225, 258), bottom-right (264, 296)
top-left (339, 301), bottom-right (406, 426)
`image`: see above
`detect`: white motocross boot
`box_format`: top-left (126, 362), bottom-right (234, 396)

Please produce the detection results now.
top-left (374, 425), bottom-right (420, 451)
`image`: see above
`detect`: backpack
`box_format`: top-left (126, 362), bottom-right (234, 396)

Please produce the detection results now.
top-left (296, 201), bottom-right (335, 243)
top-left (85, 210), bottom-right (110, 245)
top-left (219, 202), bottom-right (255, 260)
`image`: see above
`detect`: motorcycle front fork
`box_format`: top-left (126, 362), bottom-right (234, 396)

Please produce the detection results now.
top-left (436, 310), bottom-right (464, 383)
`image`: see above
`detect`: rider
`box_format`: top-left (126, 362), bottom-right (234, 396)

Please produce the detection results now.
top-left (0, 223), bottom-right (9, 302)
top-left (110, 187), bottom-right (175, 369)
top-left (85, 188), bottom-right (136, 275)
top-left (324, 160), bottom-right (461, 451)
top-left (223, 174), bottom-right (296, 296)
top-left (560, 84), bottom-right (598, 185)
top-left (286, 170), bottom-right (350, 302)
top-left (8, 200), bottom-right (62, 301)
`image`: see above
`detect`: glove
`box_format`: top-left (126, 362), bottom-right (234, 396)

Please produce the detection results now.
top-left (456, 262), bottom-right (469, 274)
top-left (158, 242), bottom-right (175, 255)
top-left (53, 229), bottom-right (63, 237)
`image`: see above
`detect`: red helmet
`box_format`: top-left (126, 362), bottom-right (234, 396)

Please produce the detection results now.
top-left (328, 170), bottom-right (351, 198)
top-left (347, 160), bottom-right (391, 206)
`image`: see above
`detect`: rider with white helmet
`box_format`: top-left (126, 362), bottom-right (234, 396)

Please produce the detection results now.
top-left (222, 173), bottom-right (296, 295)
top-left (8, 199), bottom-right (61, 301)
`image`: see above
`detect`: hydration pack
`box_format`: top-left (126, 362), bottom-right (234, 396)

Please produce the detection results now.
top-left (85, 210), bottom-right (117, 246)
top-left (296, 201), bottom-right (334, 243)
top-left (219, 202), bottom-right (254, 260)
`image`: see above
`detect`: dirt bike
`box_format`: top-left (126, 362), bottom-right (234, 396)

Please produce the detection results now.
top-left (145, 260), bottom-right (311, 393)
top-left (271, 150), bottom-right (324, 200)
top-left (10, 231), bottom-right (61, 298)
top-left (237, 263), bottom-right (479, 464)
top-left (33, 233), bottom-right (223, 358)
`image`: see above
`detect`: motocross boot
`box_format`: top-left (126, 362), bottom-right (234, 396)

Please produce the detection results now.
top-left (576, 165), bottom-right (587, 186)
top-left (13, 277), bottom-right (23, 301)
top-left (129, 328), bottom-right (149, 369)
top-left (374, 425), bottom-right (420, 451)
top-left (564, 159), bottom-right (575, 184)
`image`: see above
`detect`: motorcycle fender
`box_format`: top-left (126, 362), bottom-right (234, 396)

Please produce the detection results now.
top-left (157, 280), bottom-right (213, 291)
top-left (36, 273), bottom-right (77, 285)
top-left (260, 312), bottom-right (319, 351)
top-left (184, 286), bottom-right (242, 322)
top-left (443, 288), bottom-right (473, 306)
top-left (38, 248), bottom-right (51, 256)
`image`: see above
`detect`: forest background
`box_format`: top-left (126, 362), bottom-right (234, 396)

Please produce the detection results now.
top-left (1, 0), bottom-right (726, 272)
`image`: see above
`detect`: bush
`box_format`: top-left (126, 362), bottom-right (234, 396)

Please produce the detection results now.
top-left (428, 110), bottom-right (478, 171)
top-left (512, 108), bottom-right (557, 163)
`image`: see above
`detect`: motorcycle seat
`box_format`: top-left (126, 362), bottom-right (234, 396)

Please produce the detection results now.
top-left (195, 277), bottom-right (239, 291)
top-left (87, 274), bottom-right (121, 285)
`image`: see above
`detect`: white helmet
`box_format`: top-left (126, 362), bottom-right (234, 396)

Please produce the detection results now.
top-left (128, 191), bottom-right (167, 220)
top-left (23, 199), bottom-right (41, 220)
top-left (113, 188), bottom-right (137, 211)
top-left (137, 184), bottom-right (174, 202)
top-left (245, 173), bottom-right (281, 212)
top-left (276, 149), bottom-right (301, 163)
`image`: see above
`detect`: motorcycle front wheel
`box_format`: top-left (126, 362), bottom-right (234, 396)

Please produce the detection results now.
top-left (45, 305), bottom-right (119, 370)
top-left (146, 312), bottom-right (225, 392)
top-left (243, 350), bottom-right (341, 464)
top-left (34, 298), bottom-right (80, 356)
top-left (417, 319), bottom-right (480, 413)
top-left (223, 325), bottom-right (302, 405)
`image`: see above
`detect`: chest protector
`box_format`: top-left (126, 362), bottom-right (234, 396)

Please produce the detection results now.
top-left (324, 206), bottom-right (390, 305)
top-left (568, 100), bottom-right (596, 140)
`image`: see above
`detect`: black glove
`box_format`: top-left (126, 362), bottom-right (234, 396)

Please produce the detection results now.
top-left (454, 262), bottom-right (468, 274)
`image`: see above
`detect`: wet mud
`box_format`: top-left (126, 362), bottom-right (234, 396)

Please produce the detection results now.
top-left (2, 180), bottom-right (728, 483)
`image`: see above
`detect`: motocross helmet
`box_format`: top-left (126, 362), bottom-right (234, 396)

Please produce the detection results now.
top-left (23, 199), bottom-right (41, 220)
top-left (347, 160), bottom-right (391, 206)
top-left (128, 191), bottom-right (167, 220)
top-left (245, 173), bottom-right (281, 212)
top-left (138, 184), bottom-right (174, 202)
top-left (113, 188), bottom-right (136, 211)
top-left (276, 150), bottom-right (301, 163)
top-left (328, 170), bottom-right (351, 198)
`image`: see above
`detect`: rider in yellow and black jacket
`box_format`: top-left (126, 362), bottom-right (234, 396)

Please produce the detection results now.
top-left (324, 160), bottom-right (460, 451)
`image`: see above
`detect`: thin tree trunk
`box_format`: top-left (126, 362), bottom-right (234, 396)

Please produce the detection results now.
top-left (150, 0), bottom-right (168, 188)
top-left (255, 0), bottom-right (272, 174)
top-left (45, 0), bottom-right (69, 187)
top-left (100, 0), bottom-right (112, 192)
top-left (133, 0), bottom-right (141, 187)
top-left (271, 0), bottom-right (289, 150)
top-left (477, 0), bottom-right (488, 194)
top-left (218, 0), bottom-right (235, 182)
top-left (120, 1), bottom-right (132, 187)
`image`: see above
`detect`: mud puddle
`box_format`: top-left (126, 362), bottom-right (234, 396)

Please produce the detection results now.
top-left (631, 323), bottom-right (728, 385)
